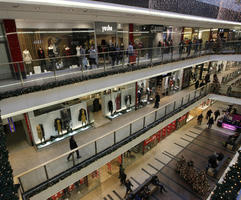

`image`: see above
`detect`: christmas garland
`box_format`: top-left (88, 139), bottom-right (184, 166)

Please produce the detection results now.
top-left (211, 150), bottom-right (241, 200)
top-left (0, 54), bottom-right (197, 101)
top-left (0, 112), bottom-right (19, 200)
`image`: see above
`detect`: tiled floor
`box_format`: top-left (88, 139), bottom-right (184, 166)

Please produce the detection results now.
top-left (8, 68), bottom-right (237, 179)
top-left (78, 101), bottom-right (235, 200)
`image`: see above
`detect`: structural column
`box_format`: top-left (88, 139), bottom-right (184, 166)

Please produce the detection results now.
top-left (3, 19), bottom-right (26, 79)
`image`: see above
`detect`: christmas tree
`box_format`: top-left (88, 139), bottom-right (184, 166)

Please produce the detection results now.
top-left (0, 110), bottom-right (19, 200)
top-left (211, 150), bottom-right (241, 200)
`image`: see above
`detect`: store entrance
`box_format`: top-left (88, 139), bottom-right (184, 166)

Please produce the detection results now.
top-left (6, 120), bottom-right (30, 153)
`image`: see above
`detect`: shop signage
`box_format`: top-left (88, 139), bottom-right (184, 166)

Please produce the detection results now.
top-left (144, 134), bottom-right (157, 146)
top-left (95, 22), bottom-right (117, 34)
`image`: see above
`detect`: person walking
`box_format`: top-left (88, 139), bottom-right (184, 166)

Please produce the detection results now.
top-left (214, 110), bottom-right (221, 121)
top-left (197, 113), bottom-right (203, 125)
top-left (67, 136), bottom-right (80, 161)
top-left (124, 179), bottom-right (133, 198)
top-left (119, 164), bottom-right (126, 185)
top-left (151, 175), bottom-right (167, 193)
top-left (195, 80), bottom-right (199, 90)
top-left (154, 93), bottom-right (160, 108)
top-left (226, 85), bottom-right (232, 96)
top-left (109, 43), bottom-right (116, 66)
top-left (206, 109), bottom-right (213, 120)
top-left (207, 117), bottom-right (214, 129)
top-left (88, 46), bottom-right (97, 69)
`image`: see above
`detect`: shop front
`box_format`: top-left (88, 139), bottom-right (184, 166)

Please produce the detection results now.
top-left (102, 83), bottom-right (136, 119)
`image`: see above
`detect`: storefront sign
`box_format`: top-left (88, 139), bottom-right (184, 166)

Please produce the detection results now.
top-left (144, 134), bottom-right (157, 146)
top-left (95, 22), bottom-right (117, 34)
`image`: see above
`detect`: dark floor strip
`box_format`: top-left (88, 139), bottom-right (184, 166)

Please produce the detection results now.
top-left (194, 126), bottom-right (204, 131)
top-left (145, 165), bottom-right (187, 200)
top-left (148, 163), bottom-right (202, 200)
top-left (149, 193), bottom-right (160, 200)
top-left (107, 194), bottom-right (114, 200)
top-left (189, 130), bottom-right (200, 135)
top-left (104, 197), bottom-right (108, 200)
top-left (185, 134), bottom-right (233, 154)
top-left (180, 137), bottom-right (215, 153)
top-left (174, 143), bottom-right (207, 159)
top-left (141, 168), bottom-right (153, 176)
top-left (113, 190), bottom-right (123, 200)
top-left (164, 151), bottom-right (180, 160)
top-left (130, 177), bottom-right (141, 186)
top-left (163, 151), bottom-right (179, 161)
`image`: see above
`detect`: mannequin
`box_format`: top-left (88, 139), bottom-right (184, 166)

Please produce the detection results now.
top-left (48, 45), bottom-right (55, 71)
top-left (22, 49), bottom-right (32, 74)
top-left (38, 47), bottom-right (46, 71)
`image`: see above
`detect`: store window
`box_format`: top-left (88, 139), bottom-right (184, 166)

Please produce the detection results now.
top-left (0, 23), bottom-right (12, 80)
top-left (17, 28), bottom-right (95, 75)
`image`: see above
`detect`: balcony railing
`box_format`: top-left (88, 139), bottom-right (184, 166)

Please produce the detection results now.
top-left (0, 40), bottom-right (240, 100)
top-left (17, 83), bottom-right (214, 200)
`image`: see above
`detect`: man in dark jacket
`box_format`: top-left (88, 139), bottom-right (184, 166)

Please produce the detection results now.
top-left (195, 80), bottom-right (199, 90)
top-left (67, 136), bottom-right (80, 161)
top-left (154, 93), bottom-right (161, 108)
top-left (214, 110), bottom-right (221, 121)
top-left (124, 179), bottom-right (133, 198)
top-left (206, 109), bottom-right (213, 120)
top-left (197, 113), bottom-right (203, 125)
top-left (207, 117), bottom-right (214, 129)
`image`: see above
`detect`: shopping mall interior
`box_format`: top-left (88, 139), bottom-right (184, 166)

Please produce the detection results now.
top-left (0, 0), bottom-right (241, 200)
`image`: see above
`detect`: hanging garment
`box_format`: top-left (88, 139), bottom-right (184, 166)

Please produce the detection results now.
top-left (115, 93), bottom-right (121, 110)
top-left (93, 98), bottom-right (101, 112)
top-left (36, 124), bottom-right (45, 142)
top-left (54, 118), bottom-right (63, 134)
top-left (124, 95), bottom-right (132, 106)
top-left (108, 100), bottom-right (113, 114)
top-left (61, 109), bottom-right (72, 121)
top-left (23, 50), bottom-right (32, 64)
top-left (78, 109), bottom-right (87, 124)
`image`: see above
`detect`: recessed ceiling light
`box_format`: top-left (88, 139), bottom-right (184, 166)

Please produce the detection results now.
top-left (12, 4), bottom-right (20, 8)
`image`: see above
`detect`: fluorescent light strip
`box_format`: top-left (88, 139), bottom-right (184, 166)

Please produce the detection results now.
top-left (6, 30), bottom-right (94, 35)
top-left (3, 0), bottom-right (241, 26)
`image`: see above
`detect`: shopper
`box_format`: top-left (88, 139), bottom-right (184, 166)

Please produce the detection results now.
top-left (226, 85), bottom-right (232, 96)
top-left (127, 42), bottom-right (134, 65)
top-left (207, 117), bottom-right (214, 129)
top-left (205, 73), bottom-right (210, 84)
top-left (88, 46), bottom-right (97, 69)
top-left (199, 80), bottom-right (205, 88)
top-left (151, 175), bottom-right (167, 193)
top-left (214, 110), bottom-right (221, 121)
top-left (195, 80), bottom-right (199, 90)
top-left (67, 136), bottom-right (81, 161)
top-left (179, 40), bottom-right (184, 58)
top-left (206, 109), bottom-right (213, 120)
top-left (109, 44), bottom-right (116, 66)
top-left (119, 164), bottom-right (125, 185)
top-left (197, 113), bottom-right (203, 125)
top-left (124, 179), bottom-right (133, 198)
top-left (154, 93), bottom-right (160, 108)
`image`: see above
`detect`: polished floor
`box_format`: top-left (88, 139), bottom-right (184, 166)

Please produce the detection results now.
top-left (77, 101), bottom-right (235, 200)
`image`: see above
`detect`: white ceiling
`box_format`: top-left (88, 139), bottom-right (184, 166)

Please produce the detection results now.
top-left (0, 0), bottom-right (240, 29)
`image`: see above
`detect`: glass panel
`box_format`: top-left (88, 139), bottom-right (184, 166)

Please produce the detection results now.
top-left (175, 98), bottom-right (183, 110)
top-left (75, 142), bottom-right (96, 165)
top-left (131, 118), bottom-right (144, 133)
top-left (183, 95), bottom-right (189, 105)
top-left (145, 111), bottom-right (156, 127)
top-left (189, 91), bottom-right (195, 101)
top-left (166, 102), bottom-right (174, 114)
top-left (20, 167), bottom-right (47, 191)
top-left (115, 124), bottom-right (130, 143)
top-left (96, 133), bottom-right (114, 153)
top-left (156, 107), bottom-right (165, 120)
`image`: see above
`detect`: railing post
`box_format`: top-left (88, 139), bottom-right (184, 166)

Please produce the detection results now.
top-left (173, 101), bottom-right (176, 111)
top-left (130, 124), bottom-right (132, 136)
top-left (143, 117), bottom-right (146, 128)
top-left (188, 93), bottom-right (191, 102)
top-left (164, 105), bottom-right (167, 116)
top-left (104, 53), bottom-right (106, 72)
top-left (122, 50), bottom-right (125, 68)
top-left (72, 153), bottom-right (75, 166)
top-left (137, 50), bottom-right (140, 66)
top-left (181, 97), bottom-right (184, 106)
top-left (17, 63), bottom-right (24, 87)
top-left (95, 141), bottom-right (98, 155)
top-left (114, 131), bottom-right (116, 144)
top-left (18, 177), bottom-right (24, 193)
top-left (44, 165), bottom-right (49, 180)
top-left (155, 111), bottom-right (157, 121)
top-left (53, 59), bottom-right (57, 81)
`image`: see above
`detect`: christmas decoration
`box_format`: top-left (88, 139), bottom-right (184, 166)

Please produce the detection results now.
top-left (0, 110), bottom-right (19, 200)
top-left (176, 156), bottom-right (210, 195)
top-left (211, 150), bottom-right (241, 200)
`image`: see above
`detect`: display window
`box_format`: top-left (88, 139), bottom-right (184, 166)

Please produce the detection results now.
top-left (28, 99), bottom-right (94, 149)
top-left (17, 28), bottom-right (95, 75)
top-left (176, 113), bottom-right (188, 129)
top-left (102, 83), bottom-right (136, 119)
